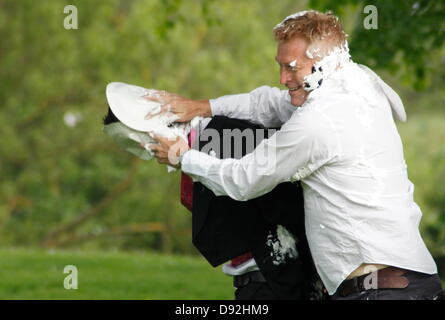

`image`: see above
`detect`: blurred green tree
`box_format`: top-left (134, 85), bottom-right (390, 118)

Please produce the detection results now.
top-left (0, 0), bottom-right (305, 252)
top-left (309, 0), bottom-right (445, 90)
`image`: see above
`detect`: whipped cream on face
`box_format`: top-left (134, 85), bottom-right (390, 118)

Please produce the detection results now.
top-left (303, 43), bottom-right (351, 92)
top-left (274, 11), bottom-right (351, 93)
top-left (299, 42), bottom-right (405, 129)
top-left (306, 47), bottom-right (322, 59)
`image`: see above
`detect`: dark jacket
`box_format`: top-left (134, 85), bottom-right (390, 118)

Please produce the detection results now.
top-left (190, 116), bottom-right (325, 300)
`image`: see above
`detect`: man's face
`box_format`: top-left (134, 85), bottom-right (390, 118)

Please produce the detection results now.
top-left (276, 36), bottom-right (315, 106)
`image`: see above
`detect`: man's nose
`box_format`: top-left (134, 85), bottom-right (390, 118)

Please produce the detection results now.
top-left (280, 69), bottom-right (291, 86)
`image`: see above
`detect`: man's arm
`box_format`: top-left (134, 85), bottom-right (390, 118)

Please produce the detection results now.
top-left (180, 109), bottom-right (339, 201)
top-left (209, 86), bottom-right (296, 128)
top-left (144, 86), bottom-right (295, 127)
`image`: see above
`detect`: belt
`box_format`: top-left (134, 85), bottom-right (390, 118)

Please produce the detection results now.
top-left (337, 266), bottom-right (410, 297)
top-left (234, 271), bottom-right (267, 288)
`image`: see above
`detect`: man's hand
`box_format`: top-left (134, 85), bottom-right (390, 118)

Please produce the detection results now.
top-left (143, 90), bottom-right (211, 122)
top-left (144, 132), bottom-right (190, 168)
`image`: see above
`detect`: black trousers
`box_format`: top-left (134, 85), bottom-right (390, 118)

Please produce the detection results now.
top-left (332, 270), bottom-right (443, 300)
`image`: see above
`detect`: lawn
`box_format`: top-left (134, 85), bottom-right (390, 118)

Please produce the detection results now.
top-left (0, 248), bottom-right (233, 300)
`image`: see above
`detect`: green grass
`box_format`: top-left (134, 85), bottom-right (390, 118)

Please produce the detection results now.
top-left (0, 248), bottom-right (233, 300)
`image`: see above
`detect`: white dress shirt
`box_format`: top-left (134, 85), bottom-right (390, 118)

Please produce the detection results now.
top-left (181, 62), bottom-right (438, 295)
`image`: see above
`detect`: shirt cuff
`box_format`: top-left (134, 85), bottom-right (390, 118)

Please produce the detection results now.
top-left (181, 149), bottom-right (221, 179)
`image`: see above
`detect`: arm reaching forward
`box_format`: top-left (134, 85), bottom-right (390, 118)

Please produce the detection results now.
top-left (180, 108), bottom-right (339, 200)
top-left (144, 86), bottom-right (296, 127)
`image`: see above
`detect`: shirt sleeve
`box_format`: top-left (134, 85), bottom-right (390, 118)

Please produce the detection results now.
top-left (210, 86), bottom-right (296, 127)
top-left (181, 107), bottom-right (340, 201)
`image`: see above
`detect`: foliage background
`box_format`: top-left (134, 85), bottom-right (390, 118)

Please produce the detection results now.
top-left (0, 0), bottom-right (444, 295)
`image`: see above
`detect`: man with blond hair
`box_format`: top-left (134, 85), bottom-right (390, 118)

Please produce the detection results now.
top-left (145, 10), bottom-right (443, 299)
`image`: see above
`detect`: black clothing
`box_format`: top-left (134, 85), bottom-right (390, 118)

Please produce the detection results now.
top-left (332, 270), bottom-right (443, 300)
top-left (190, 116), bottom-right (327, 300)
